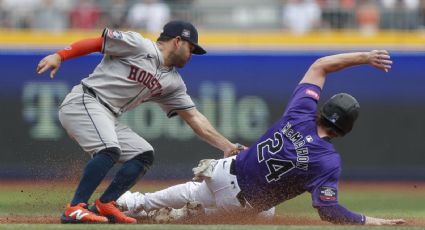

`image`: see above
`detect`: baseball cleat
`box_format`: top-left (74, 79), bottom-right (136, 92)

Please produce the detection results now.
top-left (95, 199), bottom-right (137, 224)
top-left (183, 201), bottom-right (205, 217)
top-left (115, 191), bottom-right (132, 212)
top-left (116, 191), bottom-right (148, 219)
top-left (149, 207), bottom-right (174, 223)
top-left (149, 201), bottom-right (205, 223)
top-left (61, 203), bottom-right (109, 224)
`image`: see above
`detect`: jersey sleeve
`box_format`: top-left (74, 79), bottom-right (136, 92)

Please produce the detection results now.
top-left (309, 164), bottom-right (341, 207)
top-left (316, 204), bottom-right (365, 225)
top-left (101, 28), bottom-right (147, 57)
top-left (283, 83), bottom-right (322, 120)
top-left (153, 78), bottom-right (196, 118)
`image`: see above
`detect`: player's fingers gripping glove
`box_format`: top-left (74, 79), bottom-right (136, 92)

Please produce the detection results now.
top-left (224, 143), bottom-right (247, 157)
top-left (192, 159), bottom-right (218, 182)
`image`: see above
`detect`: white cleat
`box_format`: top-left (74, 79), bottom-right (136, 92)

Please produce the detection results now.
top-left (116, 191), bottom-right (133, 211)
top-left (149, 201), bottom-right (205, 223)
top-left (183, 201), bottom-right (205, 218)
top-left (149, 207), bottom-right (174, 223)
top-left (116, 191), bottom-right (147, 219)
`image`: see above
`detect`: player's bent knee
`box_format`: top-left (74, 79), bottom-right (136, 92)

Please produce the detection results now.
top-left (133, 150), bottom-right (154, 169)
top-left (96, 147), bottom-right (121, 163)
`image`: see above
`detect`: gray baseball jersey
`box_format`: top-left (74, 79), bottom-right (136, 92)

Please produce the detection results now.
top-left (63, 28), bottom-right (195, 117)
top-left (59, 28), bottom-right (195, 161)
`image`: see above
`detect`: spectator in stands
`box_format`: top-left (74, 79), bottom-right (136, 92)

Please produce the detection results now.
top-left (1, 0), bottom-right (39, 28)
top-left (380, 0), bottom-right (420, 30)
top-left (33, 0), bottom-right (69, 32)
top-left (318, 0), bottom-right (356, 29)
top-left (356, 0), bottom-right (380, 35)
top-left (282, 0), bottom-right (321, 35)
top-left (421, 0), bottom-right (425, 29)
top-left (106, 0), bottom-right (128, 29)
top-left (0, 0), bottom-right (10, 28)
top-left (69, 0), bottom-right (101, 29)
top-left (163, 0), bottom-right (194, 20)
top-left (126, 0), bottom-right (170, 33)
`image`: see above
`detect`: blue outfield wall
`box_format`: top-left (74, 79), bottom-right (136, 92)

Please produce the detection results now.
top-left (0, 50), bottom-right (424, 180)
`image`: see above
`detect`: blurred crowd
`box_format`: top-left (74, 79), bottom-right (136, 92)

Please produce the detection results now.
top-left (286, 0), bottom-right (424, 35)
top-left (0, 0), bottom-right (424, 35)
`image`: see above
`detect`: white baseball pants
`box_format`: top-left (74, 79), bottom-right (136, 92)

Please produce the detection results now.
top-left (119, 156), bottom-right (275, 217)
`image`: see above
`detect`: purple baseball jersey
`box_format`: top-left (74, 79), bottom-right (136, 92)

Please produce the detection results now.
top-left (235, 83), bottom-right (342, 211)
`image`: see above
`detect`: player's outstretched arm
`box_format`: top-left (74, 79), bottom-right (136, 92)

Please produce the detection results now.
top-left (36, 37), bottom-right (103, 79)
top-left (316, 204), bottom-right (405, 225)
top-left (300, 50), bottom-right (392, 89)
top-left (177, 108), bottom-right (241, 157)
top-left (364, 216), bottom-right (406, 225)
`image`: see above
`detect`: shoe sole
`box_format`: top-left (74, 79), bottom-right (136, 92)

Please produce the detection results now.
top-left (60, 214), bottom-right (108, 224)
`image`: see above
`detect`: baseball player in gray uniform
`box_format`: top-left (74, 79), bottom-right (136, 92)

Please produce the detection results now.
top-left (36, 21), bottom-right (242, 224)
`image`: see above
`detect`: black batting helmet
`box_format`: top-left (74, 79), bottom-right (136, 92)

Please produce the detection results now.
top-left (320, 93), bottom-right (360, 136)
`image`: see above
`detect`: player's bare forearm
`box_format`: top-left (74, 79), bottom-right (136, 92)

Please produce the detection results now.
top-left (178, 109), bottom-right (236, 157)
top-left (300, 50), bottom-right (392, 89)
top-left (314, 52), bottom-right (369, 74)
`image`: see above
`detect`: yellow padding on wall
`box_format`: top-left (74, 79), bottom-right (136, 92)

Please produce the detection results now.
top-left (1, 29), bottom-right (424, 48)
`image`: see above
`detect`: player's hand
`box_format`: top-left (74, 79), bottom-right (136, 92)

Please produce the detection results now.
top-left (36, 53), bottom-right (62, 79)
top-left (367, 50), bottom-right (392, 73)
top-left (224, 143), bottom-right (247, 157)
top-left (365, 216), bottom-right (406, 225)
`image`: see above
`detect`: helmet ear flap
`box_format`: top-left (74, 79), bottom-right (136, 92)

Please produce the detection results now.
top-left (320, 93), bottom-right (360, 136)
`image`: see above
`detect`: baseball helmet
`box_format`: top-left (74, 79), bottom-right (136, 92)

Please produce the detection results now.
top-left (320, 93), bottom-right (360, 136)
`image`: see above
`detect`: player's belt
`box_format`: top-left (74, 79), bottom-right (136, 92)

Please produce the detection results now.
top-left (82, 84), bottom-right (118, 116)
top-left (230, 159), bottom-right (249, 208)
top-left (230, 159), bottom-right (237, 175)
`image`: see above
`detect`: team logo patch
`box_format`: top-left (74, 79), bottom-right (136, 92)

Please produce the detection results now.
top-left (182, 29), bottom-right (191, 38)
top-left (306, 135), bottom-right (313, 143)
top-left (108, 30), bottom-right (123, 40)
top-left (319, 186), bottom-right (337, 201)
top-left (305, 89), bottom-right (320, 100)
top-left (330, 113), bottom-right (339, 123)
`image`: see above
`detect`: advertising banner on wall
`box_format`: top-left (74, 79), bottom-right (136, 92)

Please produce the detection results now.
top-left (0, 51), bottom-right (424, 180)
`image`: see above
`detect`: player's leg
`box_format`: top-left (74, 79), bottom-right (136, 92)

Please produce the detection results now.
top-left (94, 123), bottom-right (154, 223)
top-left (116, 181), bottom-right (215, 213)
top-left (117, 181), bottom-right (214, 222)
top-left (143, 182), bottom-right (213, 210)
top-left (204, 157), bottom-right (247, 213)
top-left (203, 157), bottom-right (275, 219)
top-left (124, 157), bottom-right (245, 213)
top-left (58, 93), bottom-right (121, 223)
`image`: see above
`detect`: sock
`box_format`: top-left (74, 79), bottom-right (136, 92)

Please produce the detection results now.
top-left (70, 152), bottom-right (116, 206)
top-left (99, 156), bottom-right (148, 203)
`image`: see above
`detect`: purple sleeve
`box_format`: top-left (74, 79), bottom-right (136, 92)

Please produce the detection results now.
top-left (316, 204), bottom-right (365, 225)
top-left (310, 164), bottom-right (341, 206)
top-left (283, 83), bottom-right (321, 120)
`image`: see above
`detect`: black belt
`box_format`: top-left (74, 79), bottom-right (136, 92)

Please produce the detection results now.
top-left (230, 159), bottom-right (237, 175)
top-left (82, 85), bottom-right (118, 116)
top-left (230, 159), bottom-right (247, 207)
